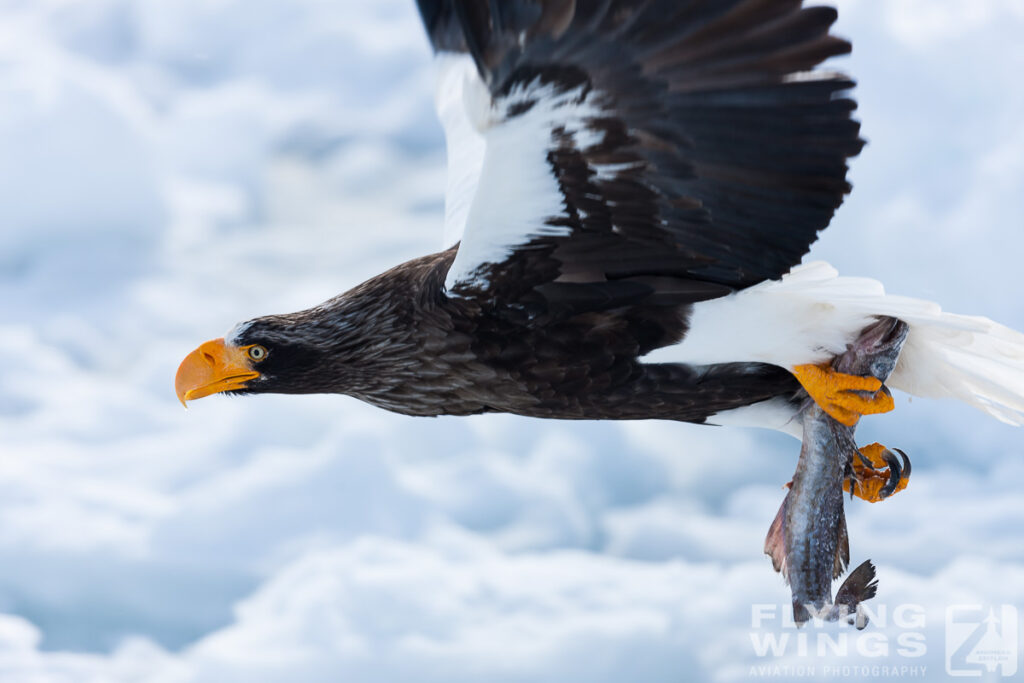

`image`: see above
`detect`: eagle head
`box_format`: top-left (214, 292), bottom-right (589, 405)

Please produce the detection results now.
top-left (175, 314), bottom-right (359, 405)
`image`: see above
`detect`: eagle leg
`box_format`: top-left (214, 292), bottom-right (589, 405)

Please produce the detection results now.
top-left (791, 363), bottom-right (895, 427)
top-left (844, 442), bottom-right (911, 502)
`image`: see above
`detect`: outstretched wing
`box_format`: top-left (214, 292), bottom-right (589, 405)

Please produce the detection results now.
top-left (417, 0), bottom-right (863, 315)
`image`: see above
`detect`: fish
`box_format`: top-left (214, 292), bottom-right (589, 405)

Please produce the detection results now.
top-left (765, 317), bottom-right (909, 629)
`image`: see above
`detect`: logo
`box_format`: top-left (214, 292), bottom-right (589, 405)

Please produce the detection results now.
top-left (945, 605), bottom-right (1019, 677)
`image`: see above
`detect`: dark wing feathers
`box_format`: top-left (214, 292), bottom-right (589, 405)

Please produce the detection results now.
top-left (418, 0), bottom-right (863, 312)
top-left (415, 0), bottom-right (469, 53)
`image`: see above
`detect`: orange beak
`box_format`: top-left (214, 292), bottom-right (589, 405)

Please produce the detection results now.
top-left (175, 338), bottom-right (260, 406)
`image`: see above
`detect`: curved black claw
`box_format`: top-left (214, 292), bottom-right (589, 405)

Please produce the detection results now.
top-left (896, 448), bottom-right (911, 480)
top-left (878, 448), bottom-right (911, 499)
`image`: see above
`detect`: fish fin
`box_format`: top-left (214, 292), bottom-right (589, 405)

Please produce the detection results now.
top-left (764, 491), bottom-right (790, 582)
top-left (835, 559), bottom-right (878, 604)
top-left (833, 512), bottom-right (850, 579)
top-left (833, 559), bottom-right (878, 629)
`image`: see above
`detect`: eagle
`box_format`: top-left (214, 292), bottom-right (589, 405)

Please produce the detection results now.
top-left (176, 0), bottom-right (1024, 508)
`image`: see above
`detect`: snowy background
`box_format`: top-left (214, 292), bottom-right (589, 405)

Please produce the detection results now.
top-left (1, 0), bottom-right (1022, 681)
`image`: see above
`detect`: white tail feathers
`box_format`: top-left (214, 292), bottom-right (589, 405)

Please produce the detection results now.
top-left (889, 310), bottom-right (1024, 426)
top-left (781, 262), bottom-right (1024, 426)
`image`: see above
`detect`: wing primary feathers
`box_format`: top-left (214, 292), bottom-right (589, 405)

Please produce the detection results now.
top-left (419, 0), bottom-right (864, 318)
top-left (416, 0), bottom-right (467, 53)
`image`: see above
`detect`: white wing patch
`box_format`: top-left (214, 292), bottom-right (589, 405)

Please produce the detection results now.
top-left (434, 54), bottom-right (487, 249)
top-left (434, 58), bottom-right (607, 293)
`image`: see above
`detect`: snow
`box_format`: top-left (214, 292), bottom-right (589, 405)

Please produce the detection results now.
top-left (0, 1), bottom-right (1021, 681)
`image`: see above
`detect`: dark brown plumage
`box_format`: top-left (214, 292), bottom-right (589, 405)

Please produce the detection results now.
top-left (176, 0), bottom-right (861, 427)
top-left (226, 247), bottom-right (802, 420)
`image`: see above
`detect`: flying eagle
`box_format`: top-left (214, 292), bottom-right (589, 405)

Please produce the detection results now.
top-left (176, 0), bottom-right (1024, 505)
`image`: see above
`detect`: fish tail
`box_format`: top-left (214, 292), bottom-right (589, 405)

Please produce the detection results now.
top-left (832, 559), bottom-right (879, 629)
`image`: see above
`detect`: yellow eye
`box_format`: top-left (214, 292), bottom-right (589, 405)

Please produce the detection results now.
top-left (248, 345), bottom-right (268, 362)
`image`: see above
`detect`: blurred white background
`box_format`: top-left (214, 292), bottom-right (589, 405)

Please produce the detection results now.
top-left (0, 0), bottom-right (1021, 680)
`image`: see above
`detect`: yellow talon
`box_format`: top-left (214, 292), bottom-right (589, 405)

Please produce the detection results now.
top-left (844, 442), bottom-right (911, 502)
top-left (792, 363), bottom-right (895, 426)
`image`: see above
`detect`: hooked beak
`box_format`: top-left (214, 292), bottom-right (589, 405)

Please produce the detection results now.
top-left (175, 338), bottom-right (260, 406)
